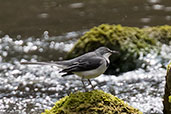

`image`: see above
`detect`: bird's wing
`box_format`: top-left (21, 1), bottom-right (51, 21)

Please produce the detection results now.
top-left (59, 57), bottom-right (103, 73)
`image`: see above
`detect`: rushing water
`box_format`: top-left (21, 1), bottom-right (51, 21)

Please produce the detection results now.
top-left (0, 33), bottom-right (170, 114)
top-left (0, 0), bottom-right (171, 114)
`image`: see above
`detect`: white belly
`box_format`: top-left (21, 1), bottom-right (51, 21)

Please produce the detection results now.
top-left (73, 62), bottom-right (107, 79)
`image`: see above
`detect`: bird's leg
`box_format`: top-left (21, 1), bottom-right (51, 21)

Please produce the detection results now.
top-left (88, 79), bottom-right (95, 90)
top-left (81, 78), bottom-right (88, 92)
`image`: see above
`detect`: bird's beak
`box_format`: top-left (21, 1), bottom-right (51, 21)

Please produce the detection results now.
top-left (110, 50), bottom-right (119, 54)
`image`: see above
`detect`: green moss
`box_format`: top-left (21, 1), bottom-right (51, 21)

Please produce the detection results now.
top-left (143, 25), bottom-right (171, 44)
top-left (169, 96), bottom-right (171, 103)
top-left (68, 24), bottom-right (157, 58)
top-left (167, 62), bottom-right (171, 73)
top-left (42, 90), bottom-right (142, 114)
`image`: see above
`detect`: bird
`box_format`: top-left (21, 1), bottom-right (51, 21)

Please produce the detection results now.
top-left (21, 47), bottom-right (119, 91)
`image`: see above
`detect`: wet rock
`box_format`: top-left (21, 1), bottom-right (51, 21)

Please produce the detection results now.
top-left (42, 90), bottom-right (142, 114)
top-left (67, 24), bottom-right (171, 74)
top-left (163, 62), bottom-right (171, 113)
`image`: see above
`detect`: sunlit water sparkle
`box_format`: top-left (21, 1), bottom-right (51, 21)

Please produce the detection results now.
top-left (0, 32), bottom-right (170, 114)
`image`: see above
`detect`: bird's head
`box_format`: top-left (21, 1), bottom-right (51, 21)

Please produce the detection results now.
top-left (95, 47), bottom-right (119, 58)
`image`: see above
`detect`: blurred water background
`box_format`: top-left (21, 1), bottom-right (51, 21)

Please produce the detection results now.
top-left (0, 0), bottom-right (171, 114)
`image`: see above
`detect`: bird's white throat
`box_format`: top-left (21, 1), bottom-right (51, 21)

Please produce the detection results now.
top-left (103, 53), bottom-right (111, 63)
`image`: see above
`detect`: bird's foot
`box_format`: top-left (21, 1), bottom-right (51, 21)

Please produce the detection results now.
top-left (88, 79), bottom-right (95, 90)
top-left (81, 79), bottom-right (89, 92)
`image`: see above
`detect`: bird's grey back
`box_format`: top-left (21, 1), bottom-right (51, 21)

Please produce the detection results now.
top-left (56, 51), bottom-right (99, 67)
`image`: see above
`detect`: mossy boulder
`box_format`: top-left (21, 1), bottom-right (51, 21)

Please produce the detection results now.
top-left (66, 24), bottom-right (171, 74)
top-left (42, 90), bottom-right (142, 114)
top-left (143, 25), bottom-right (171, 44)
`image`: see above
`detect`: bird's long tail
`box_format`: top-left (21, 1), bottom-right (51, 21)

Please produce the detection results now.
top-left (21, 61), bottom-right (73, 76)
top-left (21, 61), bottom-right (53, 65)
top-left (20, 61), bottom-right (65, 68)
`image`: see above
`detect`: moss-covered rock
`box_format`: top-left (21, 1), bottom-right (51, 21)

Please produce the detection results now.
top-left (67, 24), bottom-right (152, 73)
top-left (67, 24), bottom-right (171, 74)
top-left (143, 25), bottom-right (171, 44)
top-left (42, 90), bottom-right (142, 114)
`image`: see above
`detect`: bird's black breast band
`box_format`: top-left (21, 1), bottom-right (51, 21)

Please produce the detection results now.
top-left (105, 59), bottom-right (110, 67)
